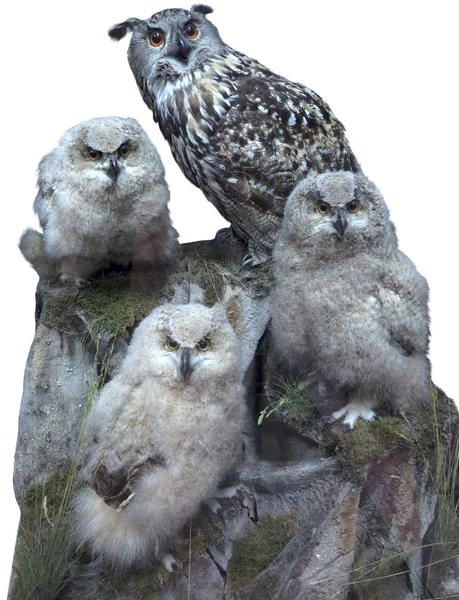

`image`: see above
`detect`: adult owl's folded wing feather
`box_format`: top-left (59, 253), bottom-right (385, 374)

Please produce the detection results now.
top-left (199, 72), bottom-right (358, 254)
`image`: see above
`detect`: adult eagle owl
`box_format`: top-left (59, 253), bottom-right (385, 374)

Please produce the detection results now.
top-left (109, 5), bottom-right (359, 262)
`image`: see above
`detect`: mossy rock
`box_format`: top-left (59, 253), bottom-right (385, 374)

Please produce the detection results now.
top-left (334, 417), bottom-right (408, 475)
top-left (38, 272), bottom-right (163, 339)
top-left (226, 513), bottom-right (297, 593)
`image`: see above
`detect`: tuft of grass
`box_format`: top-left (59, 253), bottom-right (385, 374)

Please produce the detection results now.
top-left (259, 376), bottom-right (318, 428)
top-left (349, 546), bottom-right (412, 600)
top-left (172, 254), bottom-right (244, 307)
top-left (226, 513), bottom-right (297, 591)
top-left (13, 339), bottom-right (116, 600)
top-left (421, 386), bottom-right (459, 591)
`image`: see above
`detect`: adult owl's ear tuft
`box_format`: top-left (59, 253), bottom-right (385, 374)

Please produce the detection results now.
top-left (191, 5), bottom-right (214, 17)
top-left (108, 18), bottom-right (142, 41)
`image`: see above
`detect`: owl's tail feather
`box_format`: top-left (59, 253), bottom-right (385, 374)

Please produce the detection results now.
top-left (19, 228), bottom-right (58, 279)
top-left (72, 488), bottom-right (152, 570)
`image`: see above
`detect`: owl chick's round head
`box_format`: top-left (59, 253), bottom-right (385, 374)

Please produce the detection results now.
top-left (47, 116), bottom-right (165, 195)
top-left (123, 302), bottom-right (241, 390)
top-left (109, 5), bottom-right (225, 87)
top-left (282, 171), bottom-right (396, 254)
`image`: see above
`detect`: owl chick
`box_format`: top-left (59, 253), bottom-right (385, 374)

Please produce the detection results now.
top-left (108, 6), bottom-right (359, 262)
top-left (271, 171), bottom-right (431, 428)
top-left (20, 117), bottom-right (178, 284)
top-left (73, 302), bottom-right (246, 569)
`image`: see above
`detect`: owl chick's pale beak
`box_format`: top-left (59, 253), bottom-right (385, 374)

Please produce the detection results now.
top-left (333, 208), bottom-right (348, 238)
top-left (106, 157), bottom-right (121, 183)
top-left (180, 347), bottom-right (193, 382)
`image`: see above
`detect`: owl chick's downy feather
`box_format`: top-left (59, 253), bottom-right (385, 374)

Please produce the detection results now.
top-left (109, 5), bottom-right (359, 261)
top-left (20, 117), bottom-right (178, 284)
top-left (73, 302), bottom-right (246, 569)
top-left (271, 171), bottom-right (431, 428)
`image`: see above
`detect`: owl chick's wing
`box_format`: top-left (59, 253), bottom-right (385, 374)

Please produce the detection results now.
top-left (33, 151), bottom-right (60, 228)
top-left (91, 455), bottom-right (166, 509)
top-left (201, 73), bottom-right (358, 252)
top-left (375, 253), bottom-right (430, 356)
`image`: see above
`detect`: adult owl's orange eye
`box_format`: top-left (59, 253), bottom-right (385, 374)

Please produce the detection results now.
top-left (87, 148), bottom-right (100, 161)
top-left (149, 29), bottom-right (164, 47)
top-left (317, 201), bottom-right (330, 214)
top-left (347, 200), bottom-right (360, 213)
top-left (183, 23), bottom-right (198, 39)
top-left (166, 338), bottom-right (179, 351)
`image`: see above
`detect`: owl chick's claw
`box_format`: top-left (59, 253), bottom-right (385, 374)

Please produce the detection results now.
top-left (161, 553), bottom-right (188, 578)
top-left (331, 400), bottom-right (378, 430)
top-left (204, 497), bottom-right (226, 523)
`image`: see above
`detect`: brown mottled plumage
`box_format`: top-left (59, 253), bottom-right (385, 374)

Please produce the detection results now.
top-left (109, 5), bottom-right (359, 261)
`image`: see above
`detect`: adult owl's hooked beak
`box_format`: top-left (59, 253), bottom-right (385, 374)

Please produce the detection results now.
top-left (172, 36), bottom-right (190, 63)
top-left (106, 157), bottom-right (121, 183)
top-left (333, 207), bottom-right (348, 238)
top-left (180, 348), bottom-right (193, 382)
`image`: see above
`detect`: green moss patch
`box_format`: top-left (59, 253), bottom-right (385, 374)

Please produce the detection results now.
top-left (40, 287), bottom-right (82, 334)
top-left (77, 275), bottom-right (159, 337)
top-left (39, 273), bottom-right (163, 338)
top-left (69, 568), bottom-right (169, 600)
top-left (226, 513), bottom-right (297, 591)
top-left (176, 512), bottom-right (226, 563)
top-left (335, 417), bottom-right (407, 473)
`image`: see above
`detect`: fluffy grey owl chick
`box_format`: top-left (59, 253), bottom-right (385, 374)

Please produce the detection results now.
top-left (73, 302), bottom-right (246, 569)
top-left (20, 117), bottom-right (178, 284)
top-left (271, 171), bottom-right (431, 428)
top-left (108, 5), bottom-right (359, 262)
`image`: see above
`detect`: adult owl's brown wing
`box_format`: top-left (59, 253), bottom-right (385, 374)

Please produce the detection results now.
top-left (200, 74), bottom-right (358, 257)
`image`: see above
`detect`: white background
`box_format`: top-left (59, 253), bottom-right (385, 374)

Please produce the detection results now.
top-left (1, 0), bottom-right (457, 594)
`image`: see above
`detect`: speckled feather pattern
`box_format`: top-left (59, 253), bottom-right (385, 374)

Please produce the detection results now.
top-left (73, 303), bottom-right (247, 568)
top-left (111, 6), bottom-right (358, 260)
top-left (271, 171), bottom-right (431, 425)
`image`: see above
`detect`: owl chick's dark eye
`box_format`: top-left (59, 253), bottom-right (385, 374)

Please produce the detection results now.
top-left (87, 148), bottom-right (101, 161)
top-left (347, 200), bottom-right (360, 213)
top-left (317, 201), bottom-right (330, 214)
top-left (149, 30), bottom-right (165, 47)
top-left (118, 143), bottom-right (130, 157)
top-left (183, 23), bottom-right (198, 39)
top-left (166, 338), bottom-right (179, 351)
top-left (197, 338), bottom-right (209, 352)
